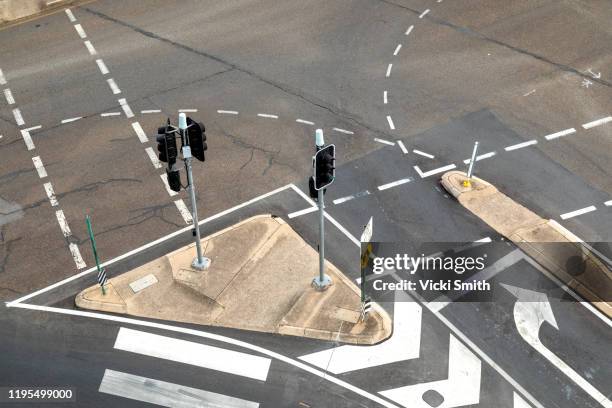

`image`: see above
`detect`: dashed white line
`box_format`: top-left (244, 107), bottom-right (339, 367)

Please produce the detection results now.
top-left (463, 151), bottom-right (496, 164)
top-left (217, 110), bottom-right (238, 115)
top-left (296, 118), bottom-right (315, 125)
top-left (95, 59), bottom-right (109, 75)
top-left (44, 182), bottom-right (59, 207)
top-left (55, 210), bottom-right (72, 236)
top-left (145, 147), bottom-right (162, 169)
top-left (107, 78), bottom-right (121, 94)
top-left (32, 156), bottom-right (48, 178)
top-left (523, 89), bottom-right (536, 97)
top-left (65, 8), bottom-right (76, 22)
top-left (174, 199), bottom-right (193, 224)
top-left (560, 206), bottom-right (597, 220)
top-left (386, 115), bottom-right (395, 130)
top-left (414, 163), bottom-right (457, 178)
top-left (374, 138), bottom-right (395, 146)
top-left (4, 88), bottom-right (15, 104)
top-left (69, 243), bottom-right (87, 269)
top-left (333, 128), bottom-right (354, 135)
top-left (83, 40), bottom-right (97, 56)
top-left (257, 113), bottom-right (278, 119)
top-left (419, 9), bottom-right (430, 18)
top-left (383, 91), bottom-right (388, 104)
top-left (545, 128), bottom-right (576, 140)
top-left (505, 140), bottom-right (537, 152)
top-left (61, 117), bottom-right (82, 124)
top-left (288, 206), bottom-right (318, 219)
top-left (119, 98), bottom-right (134, 118)
top-left (0, 68), bottom-right (6, 85)
top-left (393, 44), bottom-right (402, 56)
top-left (24, 125), bottom-right (42, 132)
top-left (100, 112), bottom-right (121, 117)
top-left (74, 23), bottom-right (87, 39)
top-left (386, 63), bottom-right (393, 77)
top-left (604, 200), bottom-right (612, 207)
top-left (12, 108), bottom-right (24, 126)
top-left (378, 178), bottom-right (412, 191)
top-left (179, 109), bottom-right (198, 113)
top-left (20, 129), bottom-right (35, 150)
top-left (333, 191), bottom-right (371, 205)
top-left (413, 149), bottom-right (435, 159)
top-left (582, 116), bottom-right (612, 129)
top-left (160, 173), bottom-right (179, 197)
top-left (141, 109), bottom-right (162, 114)
top-left (131, 122), bottom-right (148, 143)
top-left (405, 25), bottom-right (414, 36)
top-left (397, 140), bottom-right (408, 154)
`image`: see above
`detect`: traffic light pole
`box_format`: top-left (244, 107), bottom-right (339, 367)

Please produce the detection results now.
top-left (312, 129), bottom-right (332, 291)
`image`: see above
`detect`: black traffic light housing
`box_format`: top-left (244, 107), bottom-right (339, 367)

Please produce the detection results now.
top-left (314, 144), bottom-right (335, 190)
top-left (166, 168), bottom-right (181, 193)
top-left (156, 124), bottom-right (178, 166)
top-left (186, 117), bottom-right (207, 162)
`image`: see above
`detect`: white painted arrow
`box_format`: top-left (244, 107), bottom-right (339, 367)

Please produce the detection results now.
top-left (501, 284), bottom-right (612, 408)
top-left (299, 300), bottom-right (422, 374)
top-left (379, 334), bottom-right (481, 408)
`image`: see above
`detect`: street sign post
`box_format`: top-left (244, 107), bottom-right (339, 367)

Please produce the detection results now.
top-left (464, 141), bottom-right (479, 187)
top-left (85, 215), bottom-right (106, 295)
top-left (360, 217), bottom-right (373, 303)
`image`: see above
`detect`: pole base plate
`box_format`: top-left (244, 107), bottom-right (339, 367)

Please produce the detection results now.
top-left (192, 257), bottom-right (211, 271)
top-left (312, 274), bottom-right (332, 291)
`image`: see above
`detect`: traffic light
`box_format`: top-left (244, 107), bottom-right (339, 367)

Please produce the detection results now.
top-left (166, 168), bottom-right (181, 192)
top-left (314, 144), bottom-right (335, 190)
top-left (186, 117), bottom-right (207, 162)
top-left (156, 123), bottom-right (177, 166)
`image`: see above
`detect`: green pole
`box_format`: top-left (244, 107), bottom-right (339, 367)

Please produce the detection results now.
top-left (86, 215), bottom-right (105, 295)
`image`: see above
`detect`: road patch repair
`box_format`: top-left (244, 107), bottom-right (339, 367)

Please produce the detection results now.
top-left (75, 215), bottom-right (391, 344)
top-left (441, 171), bottom-right (612, 318)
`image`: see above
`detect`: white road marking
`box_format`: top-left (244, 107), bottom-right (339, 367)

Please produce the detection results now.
top-left (397, 140), bottom-right (408, 154)
top-left (560, 205), bottom-right (597, 220)
top-left (61, 116), bottom-right (82, 124)
top-left (179, 109), bottom-right (198, 113)
top-left (118, 98), bottom-right (134, 118)
top-left (160, 173), bottom-right (178, 197)
top-left (412, 149), bottom-right (434, 159)
top-left (145, 147), bottom-right (162, 169)
top-left (55, 210), bottom-right (72, 237)
top-left (383, 90), bottom-right (388, 104)
top-left (3, 88), bottom-right (15, 104)
top-left (20, 129), bottom-right (35, 150)
top-left (386, 63), bottom-right (393, 77)
top-left (69, 243), bottom-right (87, 269)
top-left (65, 8), bottom-right (76, 22)
top-left (99, 369), bottom-right (259, 408)
top-left (131, 122), bottom-right (148, 143)
top-left (32, 156), bottom-right (48, 178)
top-left (141, 109), bottom-right (162, 114)
top-left (84, 40), bottom-right (97, 56)
top-left (413, 163), bottom-right (457, 178)
top-left (378, 177), bottom-right (412, 191)
top-left (405, 25), bottom-right (414, 35)
top-left (393, 44), bottom-right (402, 56)
top-left (582, 116), bottom-right (612, 129)
top-left (24, 125), bottom-right (41, 132)
top-left (257, 113), bottom-right (278, 119)
top-left (95, 59), bottom-right (109, 75)
top-left (107, 78), bottom-right (121, 94)
top-left (514, 392), bottom-right (532, 408)
top-left (74, 23), bottom-right (87, 39)
top-left (115, 328), bottom-right (271, 381)
top-left (463, 151), bottom-right (496, 164)
top-left (544, 127), bottom-right (575, 140)
top-left (333, 127), bottom-right (354, 135)
top-left (419, 9), bottom-right (430, 18)
top-left (523, 89), bottom-right (536, 97)
top-left (287, 206), bottom-right (318, 219)
top-left (296, 118), bottom-right (314, 125)
top-left (12, 108), bottom-right (24, 126)
top-left (174, 199), bottom-right (193, 224)
top-left (0, 68), bottom-right (6, 85)
top-left (100, 112), bottom-right (121, 117)
top-left (605, 200), bottom-right (612, 206)
top-left (374, 138), bottom-right (395, 146)
top-left (505, 140), bottom-right (537, 151)
top-left (44, 183), bottom-right (59, 207)
top-left (217, 110), bottom-right (238, 115)
top-left (474, 236), bottom-right (492, 243)
top-left (386, 115), bottom-right (395, 130)
top-left (333, 190), bottom-right (370, 205)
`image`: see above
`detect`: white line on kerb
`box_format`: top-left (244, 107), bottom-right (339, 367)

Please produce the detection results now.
top-left (413, 149), bottom-right (435, 159)
top-left (505, 140), bottom-right (537, 152)
top-left (545, 128), bottom-right (575, 140)
top-left (405, 25), bottom-right (414, 35)
top-left (397, 140), bottom-right (408, 154)
top-left (83, 40), bottom-right (97, 56)
top-left (0, 68), bottom-right (6, 85)
top-left (374, 138), bottom-right (395, 146)
top-left (296, 118), bottom-right (314, 125)
top-left (463, 151), bottom-right (496, 164)
top-left (174, 199), bottom-right (193, 224)
top-left (95, 59), bottom-right (109, 75)
top-left (32, 156), bottom-right (48, 178)
top-left (20, 130), bottom-right (35, 150)
top-left (131, 122), bottom-right (148, 143)
top-left (414, 163), bottom-right (456, 178)
top-left (217, 110), bottom-right (238, 115)
top-left (74, 23), bottom-right (87, 39)
top-left (100, 112), bottom-right (121, 117)
top-left (107, 78), bottom-right (121, 94)
top-left (3, 88), bottom-right (15, 104)
top-left (160, 173), bottom-right (178, 197)
top-left (141, 109), bottom-right (161, 114)
top-left (560, 206), bottom-right (597, 220)
top-left (386, 63), bottom-right (393, 77)
top-left (386, 115), bottom-right (395, 130)
top-left (257, 113), bottom-right (278, 119)
top-left (12, 108), bottom-right (24, 126)
top-left (118, 98), bottom-right (134, 118)
top-left (44, 183), bottom-right (59, 207)
top-left (383, 90), bottom-right (388, 104)
top-left (65, 9), bottom-right (76, 22)
top-left (605, 200), bottom-right (612, 207)
top-left (145, 147), bottom-right (162, 169)
top-left (61, 117), bottom-right (82, 124)
top-left (69, 243), bottom-right (86, 269)
top-left (582, 116), bottom-right (612, 129)
top-left (287, 206), bottom-right (318, 219)
top-left (55, 210), bottom-right (72, 237)
top-left (419, 9), bottom-right (430, 18)
top-left (333, 128), bottom-right (354, 135)
top-left (179, 109), bottom-right (197, 113)
top-left (378, 178), bottom-right (412, 191)
top-left (393, 44), bottom-right (402, 56)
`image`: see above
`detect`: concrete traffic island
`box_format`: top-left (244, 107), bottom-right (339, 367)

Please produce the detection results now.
top-left (441, 170), bottom-right (612, 317)
top-left (76, 215), bottom-right (391, 344)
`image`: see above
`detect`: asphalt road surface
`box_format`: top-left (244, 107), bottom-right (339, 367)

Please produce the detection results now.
top-left (1, 1), bottom-right (610, 407)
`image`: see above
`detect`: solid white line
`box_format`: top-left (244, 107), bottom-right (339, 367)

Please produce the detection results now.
top-left (545, 128), bottom-right (575, 140)
top-left (383, 90), bottom-right (388, 104)
top-left (605, 200), bottom-right (612, 206)
top-left (3, 88), bottom-right (15, 104)
top-left (463, 151), bottom-right (496, 164)
top-left (374, 138), bottom-right (395, 146)
top-left (217, 110), bottom-right (238, 115)
top-left (100, 112), bottom-right (121, 117)
top-left (174, 199), bottom-right (192, 224)
top-left (131, 122), bottom-right (148, 143)
top-left (333, 191), bottom-right (370, 205)
top-left (145, 147), bottom-right (162, 169)
top-left (386, 63), bottom-right (393, 77)
top-left (12, 108), bottom-right (24, 126)
top-left (288, 206), bottom-right (318, 219)
top-left (119, 98), bottom-right (134, 118)
top-left (99, 369), bottom-right (259, 408)
top-left (412, 149), bottom-right (435, 159)
top-left (44, 183), bottom-right (59, 207)
top-left (393, 44), bottom-right (402, 56)
top-left (257, 113), bottom-right (278, 119)
top-left (65, 8), bottom-right (76, 22)
top-left (414, 163), bottom-right (457, 178)
top-left (55, 210), bottom-right (71, 237)
top-left (405, 25), bottom-right (414, 35)
top-left (107, 78), bottom-right (121, 94)
top-left (95, 59), bottom-right (109, 75)
top-left (386, 115), bottom-right (395, 130)
top-left (24, 125), bottom-right (41, 132)
top-left (333, 127), bottom-right (354, 135)
top-left (32, 156), bottom-right (47, 178)
top-left (419, 9), bottom-right (430, 18)
top-left (474, 237), bottom-right (493, 243)
top-left (69, 243), bottom-right (87, 269)
top-left (141, 109), bottom-right (161, 114)
top-left (179, 109), bottom-right (197, 113)
top-left (505, 140), bottom-right (537, 152)
top-left (160, 173), bottom-right (179, 197)
top-left (296, 118), bottom-right (314, 125)
top-left (0, 68), bottom-right (6, 85)
top-left (20, 129), bottom-right (35, 150)
top-left (84, 40), bottom-right (97, 56)
top-left (560, 205), bottom-right (597, 220)
top-left (115, 327), bottom-right (271, 381)
top-left (74, 23), bottom-right (86, 39)
top-left (61, 116), bottom-right (82, 124)
top-left (582, 116), bottom-right (612, 129)
top-left (397, 140), bottom-right (408, 154)
top-left (378, 178), bottom-right (412, 191)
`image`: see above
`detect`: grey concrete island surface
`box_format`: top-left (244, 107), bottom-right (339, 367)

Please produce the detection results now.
top-left (441, 170), bottom-right (612, 318)
top-left (0, 0), bottom-right (78, 25)
top-left (76, 214), bottom-right (391, 344)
